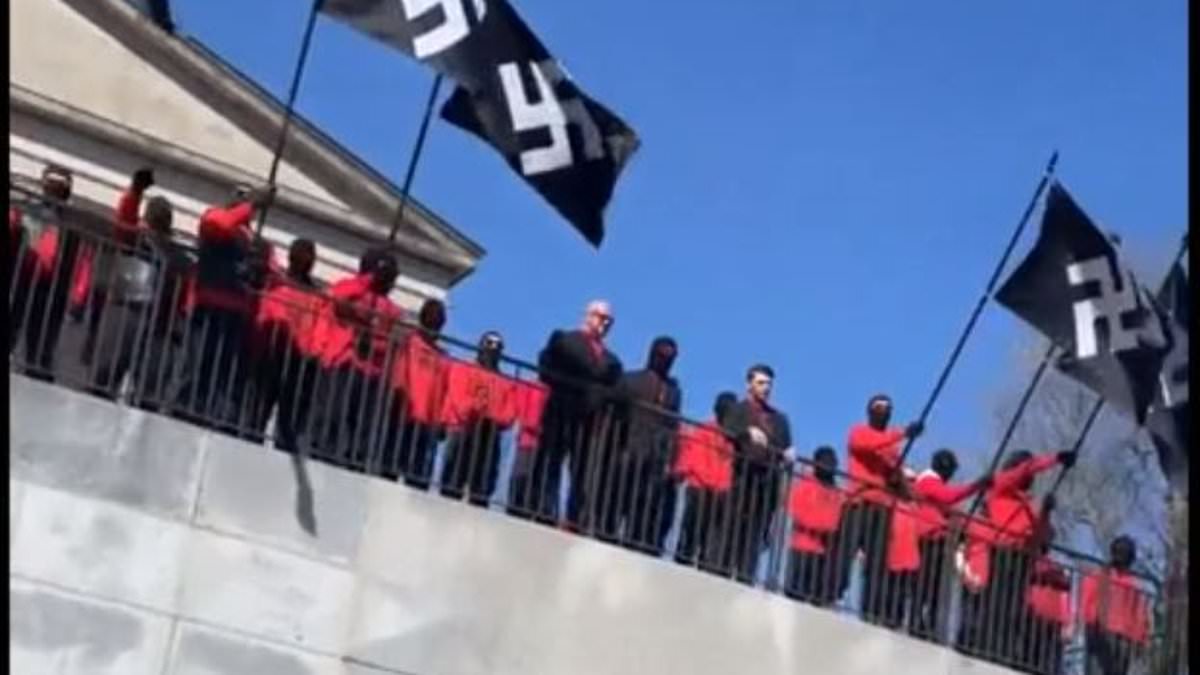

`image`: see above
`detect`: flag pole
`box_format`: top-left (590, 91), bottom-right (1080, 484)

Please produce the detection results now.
top-left (1036, 232), bottom-right (1190, 499)
top-left (254, 0), bottom-right (323, 236)
top-left (894, 150), bottom-right (1060, 469)
top-left (388, 74), bottom-right (445, 243)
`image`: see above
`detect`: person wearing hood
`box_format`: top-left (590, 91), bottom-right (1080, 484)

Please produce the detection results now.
top-left (785, 446), bottom-right (847, 606)
top-left (601, 336), bottom-right (683, 554)
top-left (388, 298), bottom-right (449, 489)
top-left (1081, 536), bottom-right (1151, 675)
top-left (439, 331), bottom-right (512, 505)
top-left (910, 448), bottom-right (992, 640)
top-left (674, 391), bottom-right (738, 573)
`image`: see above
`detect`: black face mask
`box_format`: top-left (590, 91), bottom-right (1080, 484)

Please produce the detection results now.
top-left (1111, 541), bottom-right (1136, 571)
top-left (868, 408), bottom-right (891, 430)
top-left (932, 454), bottom-right (958, 482)
top-left (477, 335), bottom-right (503, 370)
top-left (815, 466), bottom-right (836, 485)
top-left (647, 338), bottom-right (676, 377)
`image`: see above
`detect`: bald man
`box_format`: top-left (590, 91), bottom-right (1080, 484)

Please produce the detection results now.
top-left (511, 300), bottom-right (623, 528)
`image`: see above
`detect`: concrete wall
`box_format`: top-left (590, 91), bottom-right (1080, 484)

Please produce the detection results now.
top-left (9, 374), bottom-right (1018, 675)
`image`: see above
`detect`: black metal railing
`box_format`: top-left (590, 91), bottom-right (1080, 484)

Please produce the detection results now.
top-left (7, 186), bottom-right (1178, 675)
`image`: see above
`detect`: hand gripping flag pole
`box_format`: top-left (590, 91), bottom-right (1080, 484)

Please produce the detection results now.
top-left (254, 0), bottom-right (324, 236)
top-left (893, 151), bottom-right (1060, 471)
top-left (388, 74), bottom-right (445, 244)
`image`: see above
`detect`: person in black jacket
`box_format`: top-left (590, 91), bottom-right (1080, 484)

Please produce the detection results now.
top-left (604, 336), bottom-right (682, 554)
top-left (513, 300), bottom-right (623, 527)
top-left (721, 363), bottom-right (793, 585)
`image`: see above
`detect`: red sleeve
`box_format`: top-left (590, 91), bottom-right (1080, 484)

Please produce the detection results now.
top-left (69, 246), bottom-right (95, 310)
top-left (914, 476), bottom-right (979, 506)
top-left (848, 426), bottom-right (905, 473)
top-left (992, 453), bottom-right (1059, 494)
top-left (197, 202), bottom-right (254, 244)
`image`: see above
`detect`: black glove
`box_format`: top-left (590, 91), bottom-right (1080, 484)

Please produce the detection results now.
top-left (132, 167), bottom-right (155, 192)
top-left (905, 420), bottom-right (925, 439)
top-left (1042, 494), bottom-right (1058, 512)
top-left (247, 185), bottom-right (276, 209)
top-left (1056, 451), bottom-right (1077, 468)
top-left (974, 473), bottom-right (994, 491)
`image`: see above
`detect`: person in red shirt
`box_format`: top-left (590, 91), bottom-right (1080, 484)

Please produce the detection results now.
top-left (979, 449), bottom-right (1074, 665)
top-left (1024, 541), bottom-right (1072, 675)
top-left (673, 391), bottom-right (737, 573)
top-left (11, 165), bottom-right (81, 379)
top-left (910, 448), bottom-right (991, 640)
top-left (172, 184), bottom-right (273, 429)
top-left (838, 394), bottom-right (924, 625)
top-left (785, 446), bottom-right (847, 607)
top-left (388, 298), bottom-right (449, 489)
top-left (313, 250), bottom-right (404, 473)
top-left (439, 331), bottom-right (514, 506)
top-left (250, 238), bottom-right (324, 453)
top-left (1082, 536), bottom-right (1151, 675)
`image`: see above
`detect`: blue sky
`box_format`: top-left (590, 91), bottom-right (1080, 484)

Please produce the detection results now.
top-left (172, 0), bottom-right (1187, 474)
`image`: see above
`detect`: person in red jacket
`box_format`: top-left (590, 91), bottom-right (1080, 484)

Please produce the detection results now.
top-left (11, 164), bottom-right (81, 379)
top-left (979, 449), bottom-right (1074, 665)
top-left (172, 184), bottom-right (273, 429)
top-left (837, 393), bottom-right (924, 625)
top-left (785, 446), bottom-right (847, 607)
top-left (313, 251), bottom-right (404, 473)
top-left (250, 238), bottom-right (324, 453)
top-left (387, 298), bottom-right (449, 489)
top-left (439, 331), bottom-right (515, 506)
top-left (910, 449), bottom-right (992, 640)
top-left (1024, 542), bottom-right (1072, 675)
top-left (1082, 536), bottom-right (1151, 675)
top-left (673, 391), bottom-right (737, 573)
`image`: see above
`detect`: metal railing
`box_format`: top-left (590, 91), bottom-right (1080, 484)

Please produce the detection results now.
top-left (7, 188), bottom-right (1180, 675)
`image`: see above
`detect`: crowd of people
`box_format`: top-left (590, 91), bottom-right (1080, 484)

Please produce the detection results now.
top-left (8, 165), bottom-right (1156, 675)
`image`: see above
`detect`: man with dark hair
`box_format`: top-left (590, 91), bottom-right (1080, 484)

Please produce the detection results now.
top-left (910, 448), bottom-right (992, 640)
top-left (674, 391), bottom-right (738, 572)
top-left (11, 164), bottom-right (81, 378)
top-left (315, 250), bottom-right (404, 472)
top-left (785, 446), bottom-right (846, 606)
top-left (722, 364), bottom-right (792, 585)
top-left (389, 298), bottom-right (449, 488)
top-left (251, 237), bottom-right (325, 453)
top-left (440, 330), bottom-right (511, 505)
top-left (606, 336), bottom-right (682, 554)
top-left (515, 300), bottom-right (623, 527)
top-left (1081, 536), bottom-right (1151, 675)
top-left (836, 393), bottom-right (924, 624)
top-left (173, 183), bottom-right (274, 429)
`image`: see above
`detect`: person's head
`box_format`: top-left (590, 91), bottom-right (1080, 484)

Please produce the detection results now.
top-left (143, 196), bottom-right (173, 234)
top-left (1110, 535), bottom-right (1137, 571)
top-left (229, 183), bottom-right (254, 207)
top-left (746, 364), bottom-right (774, 404)
top-left (41, 164), bottom-right (73, 201)
top-left (288, 238), bottom-right (316, 279)
top-left (813, 445), bottom-right (838, 485)
top-left (477, 330), bottom-right (504, 370)
top-left (582, 300), bottom-right (614, 339)
top-left (368, 253), bottom-right (399, 295)
top-left (647, 336), bottom-right (677, 377)
top-left (1003, 449), bottom-right (1036, 491)
top-left (358, 246), bottom-right (387, 274)
top-left (418, 298), bottom-right (446, 336)
top-left (867, 394), bottom-right (893, 430)
top-left (713, 391), bottom-right (738, 424)
top-left (931, 449), bottom-right (959, 482)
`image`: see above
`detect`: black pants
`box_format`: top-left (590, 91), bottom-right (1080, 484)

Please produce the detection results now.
top-left (912, 537), bottom-right (951, 640)
top-left (726, 463), bottom-right (781, 584)
top-left (675, 487), bottom-right (730, 573)
top-left (1085, 627), bottom-right (1138, 675)
top-left (520, 410), bottom-right (609, 526)
top-left (390, 417), bottom-right (440, 489)
top-left (1025, 618), bottom-right (1064, 675)
top-left (611, 453), bottom-right (675, 555)
top-left (957, 588), bottom-right (988, 654)
top-left (314, 365), bottom-right (391, 474)
top-left (273, 352), bottom-right (321, 454)
top-left (980, 546), bottom-right (1036, 666)
top-left (21, 275), bottom-right (71, 378)
top-left (837, 501), bottom-right (893, 624)
top-left (785, 550), bottom-right (840, 606)
top-left (440, 420), bottom-right (504, 505)
top-left (174, 306), bottom-right (250, 430)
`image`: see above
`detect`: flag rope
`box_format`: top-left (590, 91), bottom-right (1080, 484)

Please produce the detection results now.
top-left (389, 74), bottom-right (445, 244)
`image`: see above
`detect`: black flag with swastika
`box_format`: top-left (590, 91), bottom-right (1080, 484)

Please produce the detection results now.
top-left (995, 182), bottom-right (1171, 424)
top-left (1146, 263), bottom-right (1189, 493)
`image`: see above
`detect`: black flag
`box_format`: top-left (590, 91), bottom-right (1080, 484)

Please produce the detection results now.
top-left (321, 0), bottom-right (640, 246)
top-left (1146, 263), bottom-right (1189, 493)
top-left (438, 2), bottom-right (639, 246)
top-left (995, 182), bottom-right (1170, 424)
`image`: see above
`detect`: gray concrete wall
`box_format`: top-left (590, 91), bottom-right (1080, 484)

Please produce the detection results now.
top-left (9, 374), bottom-right (1018, 675)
